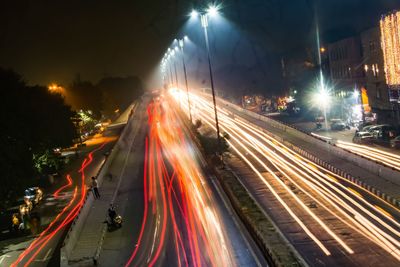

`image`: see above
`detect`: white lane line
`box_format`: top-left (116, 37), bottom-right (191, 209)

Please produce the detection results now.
top-left (34, 248), bottom-right (52, 262)
top-left (0, 254), bottom-right (11, 264)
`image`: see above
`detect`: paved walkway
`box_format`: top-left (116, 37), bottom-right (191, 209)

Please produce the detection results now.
top-left (66, 102), bottom-right (145, 266)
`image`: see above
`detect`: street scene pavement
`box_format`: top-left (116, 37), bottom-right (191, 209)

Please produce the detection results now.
top-left (0, 109), bottom-right (131, 267)
top-left (181, 91), bottom-right (400, 266)
top-left (63, 94), bottom-right (265, 267)
top-left (3, 2), bottom-right (400, 267)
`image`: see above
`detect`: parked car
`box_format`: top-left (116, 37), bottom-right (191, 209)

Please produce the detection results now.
top-left (330, 119), bottom-right (350, 131)
top-left (352, 131), bottom-right (374, 144)
top-left (24, 187), bottom-right (43, 206)
top-left (1, 207), bottom-right (22, 239)
top-left (357, 121), bottom-right (374, 131)
top-left (370, 125), bottom-right (397, 145)
top-left (361, 125), bottom-right (376, 132)
top-left (390, 136), bottom-right (400, 149)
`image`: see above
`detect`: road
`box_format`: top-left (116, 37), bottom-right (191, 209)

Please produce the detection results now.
top-left (96, 94), bottom-right (264, 266)
top-left (290, 121), bottom-right (400, 171)
top-left (179, 90), bottom-right (400, 266)
top-left (0, 125), bottom-right (122, 267)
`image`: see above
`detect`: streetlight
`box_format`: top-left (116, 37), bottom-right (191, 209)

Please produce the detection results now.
top-left (353, 86), bottom-right (365, 124)
top-left (313, 85), bottom-right (331, 130)
top-left (166, 53), bottom-right (174, 87)
top-left (177, 37), bottom-right (193, 123)
top-left (170, 50), bottom-right (179, 88)
top-left (191, 4), bottom-right (222, 147)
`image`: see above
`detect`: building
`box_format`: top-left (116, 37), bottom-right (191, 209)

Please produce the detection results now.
top-left (328, 36), bottom-right (365, 93)
top-left (327, 36), bottom-right (366, 121)
top-left (360, 27), bottom-right (396, 124)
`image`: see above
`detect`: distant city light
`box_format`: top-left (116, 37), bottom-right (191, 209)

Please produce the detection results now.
top-left (313, 86), bottom-right (331, 109)
top-left (207, 5), bottom-right (219, 17)
top-left (353, 89), bottom-right (360, 98)
top-left (380, 10), bottom-right (400, 87)
top-left (320, 47), bottom-right (326, 53)
top-left (190, 9), bottom-right (198, 18)
top-left (48, 83), bottom-right (64, 94)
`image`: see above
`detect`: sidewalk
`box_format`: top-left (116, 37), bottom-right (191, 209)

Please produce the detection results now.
top-left (223, 104), bottom-right (400, 201)
top-left (65, 103), bottom-right (144, 266)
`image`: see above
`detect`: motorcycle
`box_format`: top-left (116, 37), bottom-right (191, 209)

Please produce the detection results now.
top-left (104, 206), bottom-right (122, 231)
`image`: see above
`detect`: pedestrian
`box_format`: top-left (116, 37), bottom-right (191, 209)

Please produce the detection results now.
top-left (91, 176), bottom-right (100, 199)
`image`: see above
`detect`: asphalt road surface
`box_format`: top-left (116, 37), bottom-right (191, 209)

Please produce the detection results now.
top-left (96, 94), bottom-right (265, 267)
top-left (182, 90), bottom-right (400, 267)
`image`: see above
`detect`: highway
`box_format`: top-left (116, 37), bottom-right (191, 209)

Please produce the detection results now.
top-left (96, 94), bottom-right (264, 267)
top-left (0, 129), bottom-right (121, 267)
top-left (336, 140), bottom-right (400, 171)
top-left (174, 90), bottom-right (400, 266)
top-left (294, 121), bottom-right (400, 172)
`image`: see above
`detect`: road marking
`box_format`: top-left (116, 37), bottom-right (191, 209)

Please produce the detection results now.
top-left (307, 162), bottom-right (319, 171)
top-left (34, 248), bottom-right (52, 262)
top-left (0, 255), bottom-right (11, 264)
top-left (326, 174), bottom-right (338, 183)
top-left (347, 187), bottom-right (363, 198)
top-left (374, 205), bottom-right (393, 219)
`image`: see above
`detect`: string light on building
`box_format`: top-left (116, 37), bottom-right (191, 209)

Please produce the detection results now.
top-left (380, 10), bottom-right (400, 88)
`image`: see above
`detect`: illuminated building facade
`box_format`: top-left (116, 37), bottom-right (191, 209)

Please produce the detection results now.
top-left (379, 11), bottom-right (400, 125)
top-left (361, 27), bottom-right (394, 124)
top-left (380, 11), bottom-right (400, 91)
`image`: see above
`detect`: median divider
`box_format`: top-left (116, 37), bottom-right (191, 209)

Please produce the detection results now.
top-left (215, 164), bottom-right (306, 267)
top-left (180, 113), bottom-right (306, 267)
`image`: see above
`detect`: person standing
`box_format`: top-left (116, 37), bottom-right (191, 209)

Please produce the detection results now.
top-left (91, 176), bottom-right (100, 199)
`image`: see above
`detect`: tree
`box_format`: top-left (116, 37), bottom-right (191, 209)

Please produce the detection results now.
top-left (66, 79), bottom-right (102, 118)
top-left (97, 76), bottom-right (143, 117)
top-left (0, 68), bottom-right (76, 208)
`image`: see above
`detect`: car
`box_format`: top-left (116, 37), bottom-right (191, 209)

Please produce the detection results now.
top-left (330, 120), bottom-right (350, 131)
top-left (361, 125), bottom-right (376, 132)
top-left (352, 131), bottom-right (374, 144)
top-left (390, 136), bottom-right (400, 149)
top-left (357, 122), bottom-right (374, 131)
top-left (24, 187), bottom-right (43, 206)
top-left (0, 207), bottom-right (22, 239)
top-left (369, 124), bottom-right (398, 145)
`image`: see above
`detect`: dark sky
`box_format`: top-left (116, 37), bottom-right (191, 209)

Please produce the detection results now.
top-left (1, 0), bottom-right (400, 93)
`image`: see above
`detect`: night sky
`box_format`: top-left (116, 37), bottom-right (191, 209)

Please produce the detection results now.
top-left (1, 0), bottom-right (400, 94)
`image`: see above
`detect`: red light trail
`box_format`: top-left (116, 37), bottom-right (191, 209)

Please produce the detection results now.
top-left (125, 99), bottom-right (235, 266)
top-left (11, 142), bottom-right (108, 267)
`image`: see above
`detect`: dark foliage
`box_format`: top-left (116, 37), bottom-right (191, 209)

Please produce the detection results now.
top-left (0, 68), bottom-right (76, 208)
top-left (65, 75), bottom-right (143, 118)
top-left (97, 76), bottom-right (144, 117)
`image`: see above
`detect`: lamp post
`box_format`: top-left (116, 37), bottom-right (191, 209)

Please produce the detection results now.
top-left (171, 50), bottom-right (179, 88)
top-left (318, 84), bottom-right (330, 130)
top-left (178, 37), bottom-right (193, 123)
top-left (353, 86), bottom-right (365, 124)
top-left (191, 6), bottom-right (221, 147)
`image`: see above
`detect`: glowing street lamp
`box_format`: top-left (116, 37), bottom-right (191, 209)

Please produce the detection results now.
top-left (313, 85), bottom-right (331, 130)
top-left (191, 4), bottom-right (222, 147)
